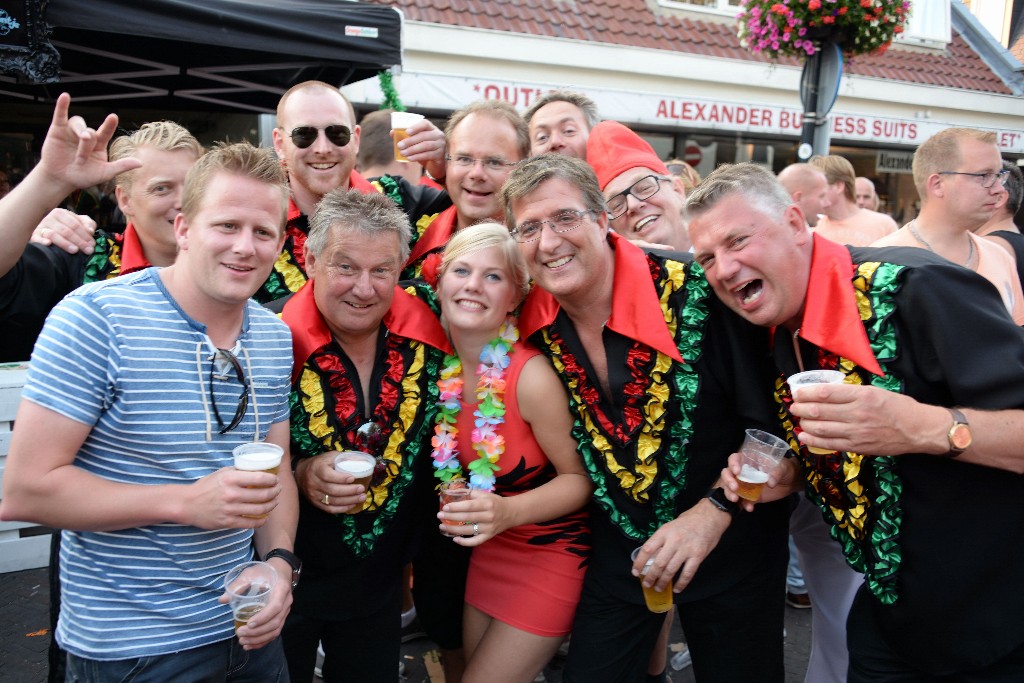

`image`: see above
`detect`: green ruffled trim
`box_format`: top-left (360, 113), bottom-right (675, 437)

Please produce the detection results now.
top-left (403, 281), bottom-right (442, 317)
top-left (82, 234), bottom-right (119, 283)
top-left (290, 341), bottom-right (445, 559)
top-left (542, 258), bottom-right (709, 541)
top-left (792, 261), bottom-right (906, 605)
top-left (374, 175), bottom-right (405, 210)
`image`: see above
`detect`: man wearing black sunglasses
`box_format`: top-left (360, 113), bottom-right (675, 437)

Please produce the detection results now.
top-left (1, 116), bottom-right (300, 681)
top-left (263, 80), bottom-right (451, 304)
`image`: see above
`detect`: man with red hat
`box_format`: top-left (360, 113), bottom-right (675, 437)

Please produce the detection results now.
top-left (500, 153), bottom-right (788, 683)
top-left (587, 121), bottom-right (692, 252)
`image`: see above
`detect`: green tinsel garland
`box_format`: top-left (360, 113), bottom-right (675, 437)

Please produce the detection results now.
top-left (377, 69), bottom-right (405, 111)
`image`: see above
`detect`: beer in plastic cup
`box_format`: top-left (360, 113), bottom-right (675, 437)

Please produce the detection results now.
top-left (737, 428), bottom-right (791, 502)
top-left (224, 561), bottom-right (277, 631)
top-left (233, 442), bottom-right (283, 518)
top-left (631, 547), bottom-right (673, 613)
top-left (787, 370), bottom-right (846, 454)
top-left (391, 111), bottom-right (425, 162)
top-left (438, 479), bottom-right (471, 537)
top-left (333, 451), bottom-right (376, 514)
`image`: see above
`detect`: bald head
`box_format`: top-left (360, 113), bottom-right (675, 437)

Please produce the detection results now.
top-left (777, 164), bottom-right (831, 227)
top-left (855, 177), bottom-right (879, 210)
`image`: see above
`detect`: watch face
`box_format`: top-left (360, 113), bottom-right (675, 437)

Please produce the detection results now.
top-left (951, 423), bottom-right (972, 450)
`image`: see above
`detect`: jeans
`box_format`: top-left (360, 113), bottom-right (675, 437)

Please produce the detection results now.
top-left (65, 636), bottom-right (288, 683)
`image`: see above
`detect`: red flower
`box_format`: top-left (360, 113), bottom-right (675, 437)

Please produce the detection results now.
top-left (838, 6), bottom-right (848, 14)
top-left (808, 0), bottom-right (821, 9)
top-left (823, 15), bottom-right (835, 23)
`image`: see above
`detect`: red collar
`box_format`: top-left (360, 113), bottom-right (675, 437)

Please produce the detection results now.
top-left (281, 279), bottom-right (452, 383)
top-left (407, 205), bottom-right (458, 265)
top-left (286, 171), bottom-right (377, 223)
top-left (520, 233), bottom-right (683, 362)
top-left (798, 234), bottom-right (884, 376)
top-left (119, 223), bottom-right (151, 274)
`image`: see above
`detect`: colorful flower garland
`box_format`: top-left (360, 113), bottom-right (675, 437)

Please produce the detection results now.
top-left (431, 319), bottom-right (518, 491)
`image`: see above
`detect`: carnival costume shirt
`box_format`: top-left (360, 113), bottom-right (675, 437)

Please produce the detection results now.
top-left (21, 268), bottom-right (292, 659)
top-left (255, 172), bottom-right (450, 303)
top-left (0, 222), bottom-right (150, 361)
top-left (775, 234), bottom-right (1024, 674)
top-left (456, 342), bottom-right (590, 637)
top-left (518, 233), bottom-right (788, 605)
top-left (281, 279), bottom-right (451, 620)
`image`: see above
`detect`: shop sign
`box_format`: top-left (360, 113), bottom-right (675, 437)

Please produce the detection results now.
top-left (876, 151), bottom-right (914, 174)
top-left (349, 72), bottom-right (1024, 154)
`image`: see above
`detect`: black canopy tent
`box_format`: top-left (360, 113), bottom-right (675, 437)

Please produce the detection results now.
top-left (0, 0), bottom-right (403, 113)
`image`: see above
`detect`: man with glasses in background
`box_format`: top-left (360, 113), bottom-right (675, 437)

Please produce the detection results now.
top-left (500, 154), bottom-right (789, 683)
top-left (402, 100), bottom-right (529, 281)
top-left (871, 128), bottom-right (1024, 324)
top-left (0, 96), bottom-right (299, 681)
top-left (586, 120), bottom-right (693, 252)
top-left (264, 80), bottom-right (450, 302)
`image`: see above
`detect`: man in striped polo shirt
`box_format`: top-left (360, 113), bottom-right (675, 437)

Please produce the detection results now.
top-left (0, 95), bottom-right (299, 682)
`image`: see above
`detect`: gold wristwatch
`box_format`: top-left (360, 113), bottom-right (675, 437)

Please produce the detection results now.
top-left (943, 407), bottom-right (971, 458)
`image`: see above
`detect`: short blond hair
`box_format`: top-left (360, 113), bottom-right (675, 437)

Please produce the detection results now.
top-left (181, 142), bottom-right (289, 231)
top-left (445, 100), bottom-right (530, 161)
top-left (913, 128), bottom-right (998, 197)
top-left (109, 121), bottom-right (203, 193)
top-left (809, 154), bottom-right (856, 203)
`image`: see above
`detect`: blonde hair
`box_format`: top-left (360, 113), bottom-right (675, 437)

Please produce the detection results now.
top-left (109, 121), bottom-right (203, 193)
top-left (181, 142), bottom-right (289, 230)
top-left (809, 154), bottom-right (856, 203)
top-left (438, 222), bottom-right (530, 303)
top-left (913, 128), bottom-right (998, 197)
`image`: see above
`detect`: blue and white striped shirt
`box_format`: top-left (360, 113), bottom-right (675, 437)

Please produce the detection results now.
top-left (22, 267), bottom-right (292, 659)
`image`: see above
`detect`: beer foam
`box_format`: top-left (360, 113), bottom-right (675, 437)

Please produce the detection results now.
top-left (738, 464), bottom-right (770, 483)
top-left (336, 458), bottom-right (374, 476)
top-left (233, 443), bottom-right (283, 471)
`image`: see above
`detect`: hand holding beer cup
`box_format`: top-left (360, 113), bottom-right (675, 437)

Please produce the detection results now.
top-left (233, 443), bottom-right (283, 519)
top-left (631, 547), bottom-right (674, 613)
top-left (391, 111), bottom-right (426, 162)
top-left (438, 478), bottom-right (472, 538)
top-left (294, 450), bottom-right (368, 513)
top-left (788, 370), bottom-right (846, 454)
top-left (735, 429), bottom-right (792, 503)
top-left (333, 451), bottom-right (376, 515)
top-left (223, 561), bottom-right (277, 633)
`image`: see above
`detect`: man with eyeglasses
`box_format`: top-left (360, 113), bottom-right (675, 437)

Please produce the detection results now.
top-left (264, 80), bottom-right (451, 303)
top-left (687, 162), bottom-right (1024, 682)
top-left (871, 128), bottom-right (1024, 324)
top-left (0, 103), bottom-right (300, 680)
top-left (403, 100), bottom-right (529, 281)
top-left (810, 154), bottom-right (897, 247)
top-left (976, 161), bottom-right (1024, 284)
top-left (500, 154), bottom-right (789, 683)
top-left (586, 120), bottom-right (692, 251)
top-left (273, 189), bottom-right (452, 682)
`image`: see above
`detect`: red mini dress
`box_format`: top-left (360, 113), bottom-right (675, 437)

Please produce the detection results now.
top-left (455, 342), bottom-right (590, 636)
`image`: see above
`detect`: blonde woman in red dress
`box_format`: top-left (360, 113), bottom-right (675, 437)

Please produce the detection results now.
top-left (433, 222), bottom-right (593, 683)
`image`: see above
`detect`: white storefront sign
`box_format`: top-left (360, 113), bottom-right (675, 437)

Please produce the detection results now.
top-left (346, 71), bottom-right (1024, 154)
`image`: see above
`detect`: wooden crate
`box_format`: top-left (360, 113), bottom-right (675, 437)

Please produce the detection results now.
top-left (0, 362), bottom-right (52, 573)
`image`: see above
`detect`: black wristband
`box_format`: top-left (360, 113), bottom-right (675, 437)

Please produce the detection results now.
top-left (705, 487), bottom-right (739, 516)
top-left (263, 548), bottom-right (302, 590)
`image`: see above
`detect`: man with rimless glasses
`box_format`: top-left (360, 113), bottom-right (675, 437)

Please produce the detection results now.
top-left (871, 128), bottom-right (1024, 324)
top-left (402, 100), bottom-right (529, 281)
top-left (263, 80), bottom-right (451, 303)
top-left (501, 155), bottom-right (789, 683)
top-left (0, 106), bottom-right (299, 681)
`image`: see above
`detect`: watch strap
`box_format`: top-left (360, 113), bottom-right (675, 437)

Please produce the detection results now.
top-left (263, 548), bottom-right (302, 589)
top-left (705, 487), bottom-right (739, 516)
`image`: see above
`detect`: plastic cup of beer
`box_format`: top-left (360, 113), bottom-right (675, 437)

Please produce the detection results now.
top-left (333, 451), bottom-right (376, 514)
top-left (438, 479), bottom-right (471, 537)
top-left (736, 428), bottom-right (791, 502)
top-left (391, 111), bottom-right (425, 162)
top-left (224, 560), bottom-right (278, 632)
top-left (631, 547), bottom-right (673, 613)
top-left (787, 370), bottom-right (846, 454)
top-left (233, 442), bottom-right (283, 519)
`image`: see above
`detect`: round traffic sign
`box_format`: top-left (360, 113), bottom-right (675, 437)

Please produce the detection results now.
top-left (683, 145), bottom-right (702, 166)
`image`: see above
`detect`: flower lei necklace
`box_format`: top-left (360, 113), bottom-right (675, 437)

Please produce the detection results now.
top-left (431, 319), bottom-right (518, 491)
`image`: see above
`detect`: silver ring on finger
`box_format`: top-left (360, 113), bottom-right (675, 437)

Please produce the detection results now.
top-left (472, 522), bottom-right (480, 536)
top-left (323, 493), bottom-right (330, 506)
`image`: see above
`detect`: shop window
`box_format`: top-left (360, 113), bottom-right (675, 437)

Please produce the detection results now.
top-left (658, 0), bottom-right (743, 17)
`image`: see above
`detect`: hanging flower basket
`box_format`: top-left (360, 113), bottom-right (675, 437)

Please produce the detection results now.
top-left (736, 0), bottom-right (911, 60)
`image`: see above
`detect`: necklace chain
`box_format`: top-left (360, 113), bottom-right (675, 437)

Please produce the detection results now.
top-left (908, 220), bottom-right (975, 268)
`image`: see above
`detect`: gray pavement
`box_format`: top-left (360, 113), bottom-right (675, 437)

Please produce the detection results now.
top-left (2, 566), bottom-right (810, 682)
